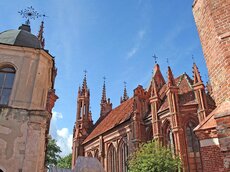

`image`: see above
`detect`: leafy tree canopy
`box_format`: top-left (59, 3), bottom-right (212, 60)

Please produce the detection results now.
top-left (45, 138), bottom-right (62, 167)
top-left (57, 153), bottom-right (72, 169)
top-left (128, 141), bottom-right (181, 172)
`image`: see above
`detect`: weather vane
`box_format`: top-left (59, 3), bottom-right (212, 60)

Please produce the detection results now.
top-left (18, 6), bottom-right (43, 25)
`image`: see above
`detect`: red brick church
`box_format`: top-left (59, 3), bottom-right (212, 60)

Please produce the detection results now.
top-left (72, 0), bottom-right (230, 171)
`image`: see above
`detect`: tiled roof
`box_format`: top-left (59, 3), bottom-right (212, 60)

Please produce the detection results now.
top-left (83, 98), bottom-right (134, 144)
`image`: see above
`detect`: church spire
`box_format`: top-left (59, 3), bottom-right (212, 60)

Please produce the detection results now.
top-left (167, 66), bottom-right (175, 87)
top-left (37, 21), bottom-right (45, 48)
top-left (101, 77), bottom-right (107, 103)
top-left (82, 70), bottom-right (88, 91)
top-left (121, 81), bottom-right (129, 103)
top-left (193, 63), bottom-right (202, 84)
top-left (100, 77), bottom-right (112, 117)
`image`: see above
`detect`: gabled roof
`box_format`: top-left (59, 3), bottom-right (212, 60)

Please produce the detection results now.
top-left (83, 98), bottom-right (134, 144)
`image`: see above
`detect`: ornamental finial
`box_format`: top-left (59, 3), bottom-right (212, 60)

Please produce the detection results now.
top-left (18, 6), bottom-right (43, 25)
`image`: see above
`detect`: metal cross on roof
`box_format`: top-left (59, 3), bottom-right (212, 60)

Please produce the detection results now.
top-left (152, 54), bottom-right (158, 64)
top-left (192, 54), bottom-right (195, 63)
top-left (103, 76), bottom-right (106, 83)
top-left (18, 6), bottom-right (42, 25)
top-left (83, 70), bottom-right (87, 76)
top-left (166, 58), bottom-right (169, 66)
top-left (123, 81), bottom-right (127, 87)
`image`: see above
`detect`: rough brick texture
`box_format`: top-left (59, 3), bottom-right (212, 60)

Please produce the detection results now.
top-left (200, 145), bottom-right (225, 172)
top-left (193, 0), bottom-right (230, 106)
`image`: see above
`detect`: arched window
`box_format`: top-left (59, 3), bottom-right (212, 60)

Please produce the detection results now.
top-left (107, 144), bottom-right (116, 172)
top-left (0, 169), bottom-right (3, 172)
top-left (186, 121), bottom-right (202, 171)
top-left (163, 120), bottom-right (175, 154)
top-left (118, 139), bottom-right (128, 172)
top-left (0, 66), bottom-right (15, 105)
top-left (166, 126), bottom-right (175, 154)
top-left (186, 121), bottom-right (199, 152)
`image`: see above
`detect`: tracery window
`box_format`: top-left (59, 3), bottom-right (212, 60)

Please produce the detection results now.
top-left (186, 121), bottom-right (202, 171)
top-left (107, 144), bottom-right (116, 172)
top-left (118, 139), bottom-right (128, 172)
top-left (0, 66), bottom-right (15, 105)
top-left (186, 121), bottom-right (199, 153)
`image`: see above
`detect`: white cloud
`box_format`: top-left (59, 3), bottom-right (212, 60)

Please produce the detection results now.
top-left (138, 30), bottom-right (146, 39)
top-left (49, 111), bottom-right (72, 157)
top-left (57, 128), bottom-right (69, 138)
top-left (52, 111), bottom-right (63, 121)
top-left (127, 47), bottom-right (138, 59)
top-left (56, 128), bottom-right (73, 157)
top-left (126, 29), bottom-right (146, 59)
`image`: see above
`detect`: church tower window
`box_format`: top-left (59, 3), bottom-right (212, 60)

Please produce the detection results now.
top-left (0, 66), bottom-right (15, 105)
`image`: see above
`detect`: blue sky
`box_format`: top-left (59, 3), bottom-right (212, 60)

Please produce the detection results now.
top-left (0, 0), bottom-right (208, 156)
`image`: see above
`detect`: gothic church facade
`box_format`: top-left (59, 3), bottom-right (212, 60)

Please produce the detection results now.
top-left (72, 0), bottom-right (230, 171)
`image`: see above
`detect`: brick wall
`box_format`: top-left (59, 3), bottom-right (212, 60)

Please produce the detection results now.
top-left (200, 145), bottom-right (225, 172)
top-left (193, 0), bottom-right (230, 106)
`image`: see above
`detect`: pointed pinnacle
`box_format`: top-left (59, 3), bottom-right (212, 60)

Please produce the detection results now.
top-left (123, 81), bottom-right (129, 101)
top-left (167, 66), bottom-right (175, 87)
top-left (37, 21), bottom-right (45, 48)
top-left (151, 79), bottom-right (158, 97)
top-left (82, 71), bottom-right (88, 91)
top-left (101, 78), bottom-right (107, 103)
top-left (193, 63), bottom-right (202, 84)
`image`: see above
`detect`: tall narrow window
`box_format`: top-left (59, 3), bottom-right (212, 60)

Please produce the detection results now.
top-left (186, 121), bottom-right (202, 171)
top-left (186, 122), bottom-right (199, 152)
top-left (167, 126), bottom-right (175, 154)
top-left (107, 144), bottom-right (116, 172)
top-left (118, 140), bottom-right (128, 172)
top-left (0, 66), bottom-right (15, 105)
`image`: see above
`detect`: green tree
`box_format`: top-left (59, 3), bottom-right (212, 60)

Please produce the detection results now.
top-left (45, 138), bottom-right (62, 167)
top-left (128, 141), bottom-right (181, 172)
top-left (57, 153), bottom-right (72, 169)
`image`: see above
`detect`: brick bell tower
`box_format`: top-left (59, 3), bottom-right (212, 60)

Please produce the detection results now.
top-left (193, 0), bottom-right (230, 171)
top-left (193, 0), bottom-right (230, 106)
top-left (72, 73), bottom-right (93, 168)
